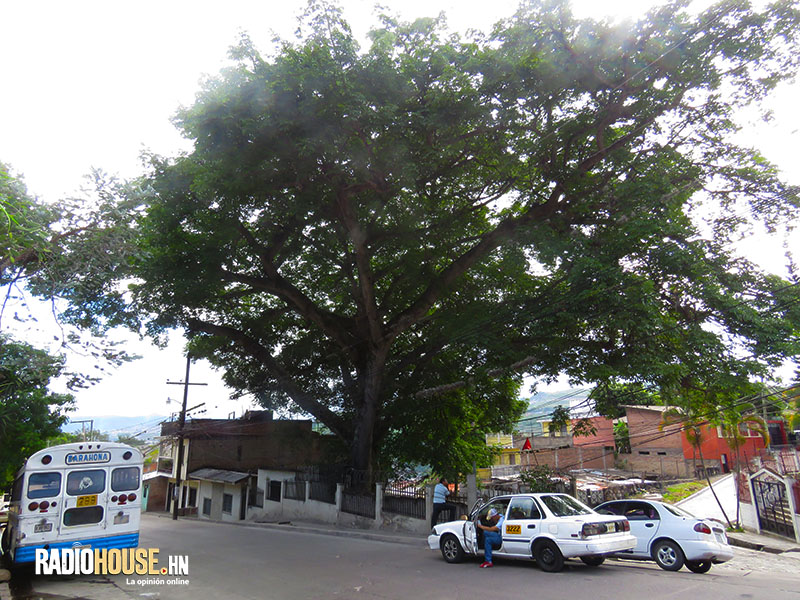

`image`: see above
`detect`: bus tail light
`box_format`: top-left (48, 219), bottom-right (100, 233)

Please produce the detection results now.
top-left (119, 494), bottom-right (128, 502)
top-left (127, 493), bottom-right (136, 501)
top-left (28, 502), bottom-right (39, 511)
top-left (39, 501), bottom-right (50, 510)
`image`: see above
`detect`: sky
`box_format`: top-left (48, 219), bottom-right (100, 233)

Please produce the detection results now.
top-left (1, 1), bottom-right (798, 432)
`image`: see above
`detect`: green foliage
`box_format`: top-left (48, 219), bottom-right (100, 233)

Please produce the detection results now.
top-left (116, 434), bottom-right (146, 447)
top-left (519, 464), bottom-right (558, 493)
top-left (69, 0), bottom-right (800, 475)
top-left (571, 417), bottom-right (597, 438)
top-left (591, 382), bottom-right (661, 419)
top-left (548, 406), bottom-right (571, 436)
top-left (613, 421), bottom-right (631, 454)
top-left (0, 335), bottom-right (74, 489)
top-left (0, 162), bottom-right (59, 283)
top-left (662, 481), bottom-right (707, 504)
top-left (381, 380), bottom-right (526, 478)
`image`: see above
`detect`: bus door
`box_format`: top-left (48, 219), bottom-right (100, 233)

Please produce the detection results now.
top-left (22, 470), bottom-right (64, 544)
top-left (61, 468), bottom-right (109, 538)
top-left (104, 465), bottom-right (142, 534)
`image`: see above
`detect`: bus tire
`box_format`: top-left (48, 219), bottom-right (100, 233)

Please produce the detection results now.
top-left (1, 526), bottom-right (9, 555)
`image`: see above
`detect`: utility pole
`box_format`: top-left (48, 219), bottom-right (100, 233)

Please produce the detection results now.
top-left (167, 356), bottom-right (207, 520)
top-left (70, 419), bottom-right (94, 442)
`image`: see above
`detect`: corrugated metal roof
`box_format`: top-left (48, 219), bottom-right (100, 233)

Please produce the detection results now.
top-left (188, 468), bottom-right (249, 484)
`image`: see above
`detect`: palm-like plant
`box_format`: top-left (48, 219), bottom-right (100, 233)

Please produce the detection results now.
top-left (660, 406), bottom-right (733, 527)
top-left (714, 402), bottom-right (770, 527)
top-left (778, 384), bottom-right (800, 434)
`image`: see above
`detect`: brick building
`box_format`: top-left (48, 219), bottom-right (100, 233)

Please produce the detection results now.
top-left (621, 406), bottom-right (692, 478)
top-left (158, 410), bottom-right (342, 520)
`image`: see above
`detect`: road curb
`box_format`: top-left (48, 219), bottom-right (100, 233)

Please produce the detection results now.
top-left (249, 521), bottom-right (427, 547)
top-left (145, 512), bottom-right (427, 548)
top-left (726, 533), bottom-right (800, 555)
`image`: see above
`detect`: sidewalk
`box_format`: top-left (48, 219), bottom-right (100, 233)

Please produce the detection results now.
top-left (674, 475), bottom-right (800, 555)
top-left (726, 530), bottom-right (800, 555)
top-left (148, 511), bottom-right (428, 548)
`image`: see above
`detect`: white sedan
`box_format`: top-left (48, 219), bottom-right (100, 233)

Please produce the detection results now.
top-left (428, 493), bottom-right (636, 572)
top-left (594, 499), bottom-right (734, 573)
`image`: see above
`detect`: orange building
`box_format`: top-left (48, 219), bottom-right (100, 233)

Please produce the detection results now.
top-left (680, 423), bottom-right (767, 473)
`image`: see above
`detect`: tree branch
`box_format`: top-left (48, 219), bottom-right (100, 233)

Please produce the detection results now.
top-left (186, 317), bottom-right (351, 439)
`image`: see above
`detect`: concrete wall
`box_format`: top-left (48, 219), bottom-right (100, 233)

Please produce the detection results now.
top-left (245, 475), bottom-right (432, 534)
top-left (143, 476), bottom-right (169, 512)
top-left (197, 480), bottom-right (245, 523)
top-left (623, 447), bottom-right (692, 478)
top-left (528, 445), bottom-right (613, 471)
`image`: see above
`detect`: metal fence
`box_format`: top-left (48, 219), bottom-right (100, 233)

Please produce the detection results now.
top-left (309, 481), bottom-right (337, 504)
top-left (382, 482), bottom-right (425, 519)
top-left (341, 490), bottom-right (376, 518)
top-left (284, 480), bottom-right (306, 501)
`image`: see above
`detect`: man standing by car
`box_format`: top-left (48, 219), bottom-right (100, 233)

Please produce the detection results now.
top-left (431, 478), bottom-right (456, 528)
top-left (477, 508), bottom-right (504, 568)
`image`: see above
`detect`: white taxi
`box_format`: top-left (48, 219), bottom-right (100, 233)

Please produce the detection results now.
top-left (428, 493), bottom-right (636, 572)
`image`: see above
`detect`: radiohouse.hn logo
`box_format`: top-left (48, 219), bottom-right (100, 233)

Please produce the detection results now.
top-left (35, 548), bottom-right (190, 586)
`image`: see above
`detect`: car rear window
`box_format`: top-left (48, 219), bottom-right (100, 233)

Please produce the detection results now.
top-left (540, 494), bottom-right (592, 516)
top-left (661, 503), bottom-right (694, 518)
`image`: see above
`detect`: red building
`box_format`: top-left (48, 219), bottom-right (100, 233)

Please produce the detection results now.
top-left (680, 422), bottom-right (767, 473)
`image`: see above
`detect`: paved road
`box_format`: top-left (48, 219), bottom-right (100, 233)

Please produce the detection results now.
top-left (8, 515), bottom-right (800, 600)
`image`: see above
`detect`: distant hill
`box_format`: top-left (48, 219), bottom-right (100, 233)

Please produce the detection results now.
top-left (62, 415), bottom-right (167, 441)
top-left (522, 388), bottom-right (592, 419)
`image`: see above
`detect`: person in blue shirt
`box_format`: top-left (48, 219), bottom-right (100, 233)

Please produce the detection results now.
top-left (477, 508), bottom-right (504, 568)
top-left (431, 477), bottom-right (456, 528)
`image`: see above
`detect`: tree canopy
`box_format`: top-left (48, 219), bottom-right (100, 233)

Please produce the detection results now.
top-left (74, 0), bottom-right (800, 476)
top-left (0, 335), bottom-right (73, 489)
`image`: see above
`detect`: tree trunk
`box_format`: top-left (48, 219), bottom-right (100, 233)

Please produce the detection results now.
top-left (697, 444), bottom-right (732, 528)
top-left (349, 350), bottom-right (387, 481)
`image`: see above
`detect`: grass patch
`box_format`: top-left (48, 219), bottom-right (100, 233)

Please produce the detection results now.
top-left (662, 481), bottom-right (708, 504)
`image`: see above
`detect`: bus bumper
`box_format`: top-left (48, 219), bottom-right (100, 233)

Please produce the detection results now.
top-left (13, 533), bottom-right (139, 564)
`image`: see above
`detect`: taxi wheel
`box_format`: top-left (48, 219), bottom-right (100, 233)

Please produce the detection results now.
top-left (580, 555), bottom-right (606, 567)
top-left (685, 560), bottom-right (712, 574)
top-left (534, 540), bottom-right (565, 572)
top-left (652, 540), bottom-right (685, 571)
top-left (440, 534), bottom-right (465, 564)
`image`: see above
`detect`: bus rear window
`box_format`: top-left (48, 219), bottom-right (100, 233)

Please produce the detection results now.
top-left (66, 470), bottom-right (106, 496)
top-left (27, 473), bottom-right (61, 499)
top-left (63, 506), bottom-right (104, 526)
top-left (111, 467), bottom-right (140, 492)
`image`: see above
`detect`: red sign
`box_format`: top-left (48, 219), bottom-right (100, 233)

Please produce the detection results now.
top-left (522, 438), bottom-right (531, 451)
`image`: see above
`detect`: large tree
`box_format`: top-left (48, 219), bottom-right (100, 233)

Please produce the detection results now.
top-left (87, 0), bottom-right (800, 475)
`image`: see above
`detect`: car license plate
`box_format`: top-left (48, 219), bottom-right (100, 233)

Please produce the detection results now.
top-left (34, 522), bottom-right (53, 533)
top-left (113, 513), bottom-right (130, 525)
top-left (77, 494), bottom-right (98, 507)
top-left (714, 532), bottom-right (726, 543)
top-left (505, 524), bottom-right (522, 535)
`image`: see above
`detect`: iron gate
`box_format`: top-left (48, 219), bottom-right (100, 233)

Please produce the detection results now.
top-left (752, 478), bottom-right (795, 539)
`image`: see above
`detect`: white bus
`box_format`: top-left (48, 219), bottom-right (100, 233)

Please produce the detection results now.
top-left (1, 442), bottom-right (143, 564)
